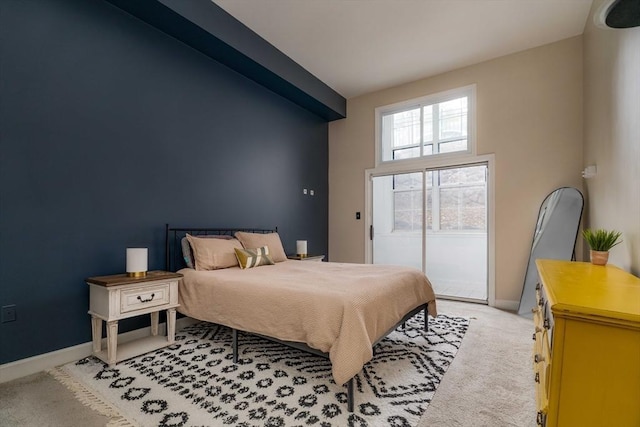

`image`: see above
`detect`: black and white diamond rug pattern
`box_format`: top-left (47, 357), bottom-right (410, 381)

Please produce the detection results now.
top-left (54, 313), bottom-right (468, 427)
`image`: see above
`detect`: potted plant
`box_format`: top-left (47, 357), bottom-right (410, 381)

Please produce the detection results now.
top-left (582, 228), bottom-right (623, 265)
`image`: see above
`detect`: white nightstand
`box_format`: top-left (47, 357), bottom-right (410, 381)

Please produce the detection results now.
top-left (287, 255), bottom-right (325, 262)
top-left (86, 270), bottom-right (182, 366)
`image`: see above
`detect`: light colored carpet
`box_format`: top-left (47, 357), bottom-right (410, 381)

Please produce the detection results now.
top-left (418, 300), bottom-right (535, 426)
top-left (0, 300), bottom-right (535, 426)
top-left (0, 371), bottom-right (111, 427)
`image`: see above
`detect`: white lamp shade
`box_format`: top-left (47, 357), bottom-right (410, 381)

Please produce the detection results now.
top-left (126, 248), bottom-right (148, 275)
top-left (296, 240), bottom-right (308, 256)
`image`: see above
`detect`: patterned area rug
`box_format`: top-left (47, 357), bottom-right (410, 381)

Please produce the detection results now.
top-left (51, 313), bottom-right (468, 427)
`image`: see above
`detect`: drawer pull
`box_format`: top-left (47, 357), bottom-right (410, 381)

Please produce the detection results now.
top-left (535, 372), bottom-right (540, 383)
top-left (538, 297), bottom-right (544, 306)
top-left (137, 293), bottom-right (155, 303)
top-left (536, 411), bottom-right (546, 426)
top-left (534, 354), bottom-right (545, 363)
top-left (535, 283), bottom-right (540, 291)
top-left (544, 318), bottom-right (550, 329)
top-left (532, 333), bottom-right (536, 341)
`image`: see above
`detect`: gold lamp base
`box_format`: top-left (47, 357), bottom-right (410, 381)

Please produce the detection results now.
top-left (127, 271), bottom-right (147, 278)
top-left (297, 254), bottom-right (307, 258)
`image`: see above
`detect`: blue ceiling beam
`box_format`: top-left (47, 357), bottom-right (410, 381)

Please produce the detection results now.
top-left (104, 0), bottom-right (346, 121)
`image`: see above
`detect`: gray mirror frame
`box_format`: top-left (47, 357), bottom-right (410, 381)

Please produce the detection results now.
top-left (517, 187), bottom-right (584, 316)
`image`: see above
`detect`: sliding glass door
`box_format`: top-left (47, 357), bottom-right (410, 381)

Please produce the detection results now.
top-left (372, 163), bottom-right (488, 301)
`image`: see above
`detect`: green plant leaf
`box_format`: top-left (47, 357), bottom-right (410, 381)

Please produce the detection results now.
top-left (582, 229), bottom-right (623, 251)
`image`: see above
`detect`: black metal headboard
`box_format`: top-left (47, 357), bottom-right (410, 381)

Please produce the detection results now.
top-left (164, 224), bottom-right (278, 272)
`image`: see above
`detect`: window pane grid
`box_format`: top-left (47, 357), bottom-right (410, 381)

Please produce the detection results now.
top-left (438, 98), bottom-right (468, 141)
top-left (392, 146), bottom-right (420, 160)
top-left (379, 87), bottom-right (473, 164)
top-left (393, 189), bottom-right (423, 232)
top-left (390, 109), bottom-right (420, 148)
top-left (439, 186), bottom-right (486, 231)
top-left (422, 105), bottom-right (433, 143)
top-left (392, 166), bottom-right (486, 234)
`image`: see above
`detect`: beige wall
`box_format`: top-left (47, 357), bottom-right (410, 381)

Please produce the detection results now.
top-left (583, 1), bottom-right (640, 275)
top-left (328, 36), bottom-right (584, 305)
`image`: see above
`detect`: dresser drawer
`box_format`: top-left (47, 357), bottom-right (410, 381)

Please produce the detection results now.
top-left (534, 330), bottom-right (551, 426)
top-left (535, 330), bottom-right (551, 392)
top-left (536, 285), bottom-right (554, 347)
top-left (533, 283), bottom-right (553, 427)
top-left (120, 282), bottom-right (171, 314)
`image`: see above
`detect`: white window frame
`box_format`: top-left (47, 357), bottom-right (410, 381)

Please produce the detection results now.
top-left (375, 85), bottom-right (477, 167)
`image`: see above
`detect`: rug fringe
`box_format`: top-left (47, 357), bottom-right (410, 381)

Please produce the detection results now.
top-left (48, 366), bottom-right (138, 427)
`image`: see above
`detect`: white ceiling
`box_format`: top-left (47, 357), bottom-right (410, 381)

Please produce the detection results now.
top-left (213, 0), bottom-right (594, 99)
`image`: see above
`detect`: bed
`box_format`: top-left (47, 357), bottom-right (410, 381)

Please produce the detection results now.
top-left (165, 225), bottom-right (437, 411)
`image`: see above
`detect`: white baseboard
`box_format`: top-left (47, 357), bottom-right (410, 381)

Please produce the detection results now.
top-left (492, 299), bottom-right (520, 312)
top-left (0, 317), bottom-right (199, 384)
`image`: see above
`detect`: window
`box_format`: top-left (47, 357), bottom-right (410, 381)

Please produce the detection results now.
top-left (391, 165), bottom-right (486, 233)
top-left (437, 166), bottom-right (486, 231)
top-left (377, 86), bottom-right (475, 164)
top-left (392, 172), bottom-right (426, 232)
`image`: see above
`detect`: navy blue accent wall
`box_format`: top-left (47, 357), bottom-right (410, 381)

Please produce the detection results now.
top-left (0, 0), bottom-right (328, 364)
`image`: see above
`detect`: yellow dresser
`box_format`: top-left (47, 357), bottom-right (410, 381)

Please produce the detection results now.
top-left (533, 259), bottom-right (640, 427)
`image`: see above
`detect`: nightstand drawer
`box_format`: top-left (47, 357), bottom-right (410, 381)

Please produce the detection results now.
top-left (120, 283), bottom-right (170, 313)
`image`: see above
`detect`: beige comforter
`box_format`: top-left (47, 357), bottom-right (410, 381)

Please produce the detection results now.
top-left (178, 260), bottom-right (437, 385)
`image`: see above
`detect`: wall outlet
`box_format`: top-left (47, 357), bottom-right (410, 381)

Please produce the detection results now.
top-left (1, 305), bottom-right (17, 323)
top-left (303, 188), bottom-right (308, 195)
top-left (356, 212), bottom-right (361, 220)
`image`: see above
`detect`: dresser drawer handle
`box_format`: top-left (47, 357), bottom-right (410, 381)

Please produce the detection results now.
top-left (532, 333), bottom-right (536, 341)
top-left (137, 293), bottom-right (155, 303)
top-left (534, 372), bottom-right (540, 383)
top-left (543, 318), bottom-right (550, 329)
top-left (536, 411), bottom-right (546, 426)
top-left (538, 297), bottom-right (544, 306)
top-left (534, 354), bottom-right (545, 363)
top-left (535, 283), bottom-right (540, 291)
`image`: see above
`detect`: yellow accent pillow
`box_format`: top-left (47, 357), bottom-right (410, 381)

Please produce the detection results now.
top-left (234, 246), bottom-right (275, 269)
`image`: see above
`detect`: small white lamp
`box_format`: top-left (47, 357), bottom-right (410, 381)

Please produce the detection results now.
top-left (296, 240), bottom-right (308, 258)
top-left (126, 248), bottom-right (148, 277)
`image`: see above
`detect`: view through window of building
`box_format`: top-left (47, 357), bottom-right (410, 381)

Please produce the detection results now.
top-left (370, 162), bottom-right (489, 301)
top-left (379, 88), bottom-right (472, 163)
top-left (393, 166), bottom-right (486, 233)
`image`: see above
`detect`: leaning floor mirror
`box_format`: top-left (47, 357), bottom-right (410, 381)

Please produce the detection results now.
top-left (518, 187), bottom-right (584, 317)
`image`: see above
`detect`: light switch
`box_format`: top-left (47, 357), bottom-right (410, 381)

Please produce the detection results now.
top-left (303, 189), bottom-right (308, 195)
top-left (310, 190), bottom-right (315, 196)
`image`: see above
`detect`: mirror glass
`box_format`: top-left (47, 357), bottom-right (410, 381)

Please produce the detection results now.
top-left (518, 187), bottom-right (584, 316)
